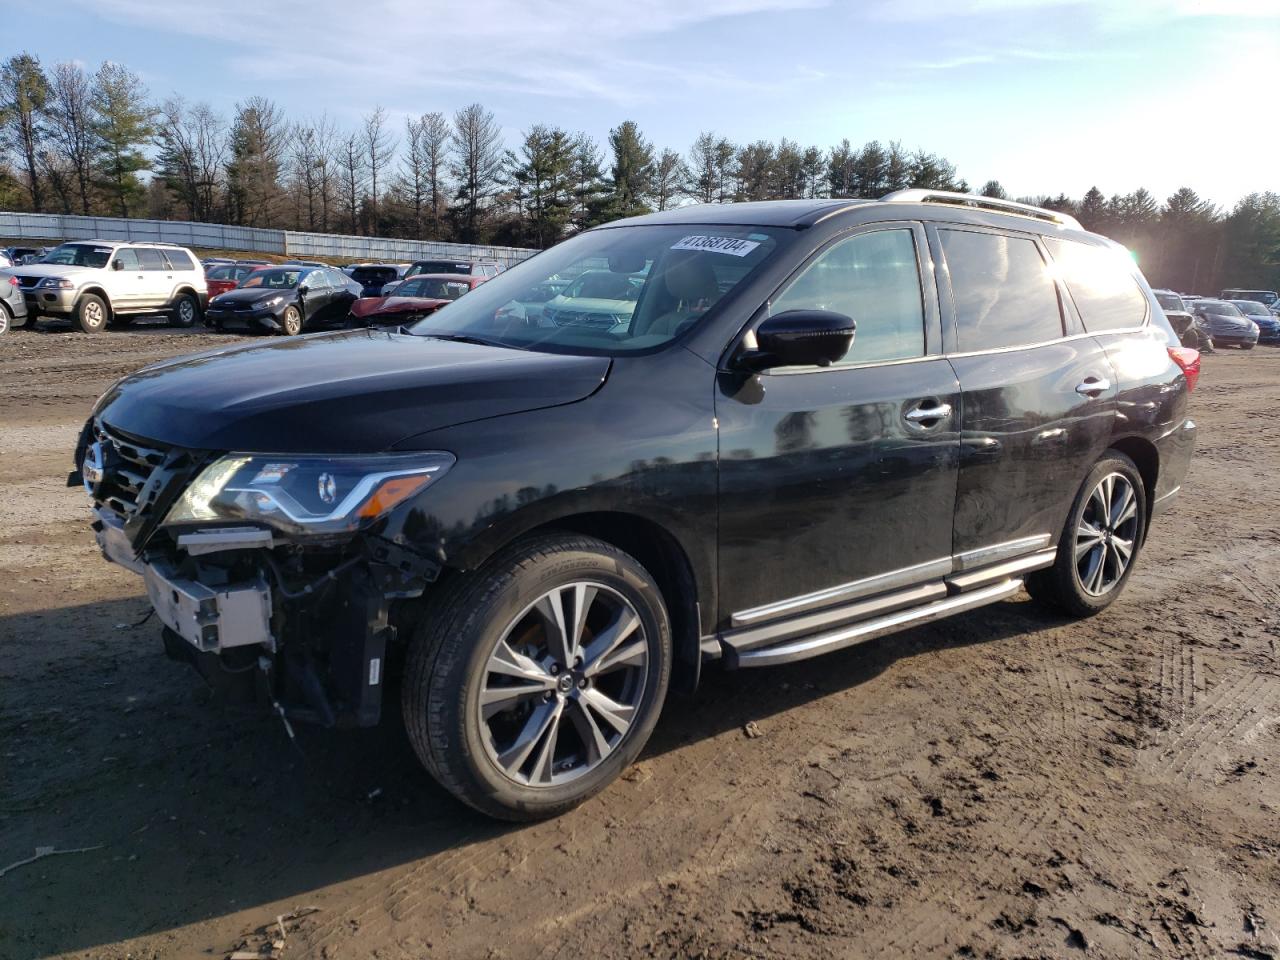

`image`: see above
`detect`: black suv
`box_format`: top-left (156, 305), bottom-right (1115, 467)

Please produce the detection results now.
top-left (73, 191), bottom-right (1197, 820)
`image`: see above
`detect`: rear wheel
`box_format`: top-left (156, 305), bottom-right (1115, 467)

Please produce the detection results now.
top-left (170, 292), bottom-right (199, 328)
top-left (403, 533), bottom-right (672, 821)
top-left (0, 303), bottom-right (10, 334)
top-left (74, 294), bottom-right (108, 334)
top-left (1027, 452), bottom-right (1147, 618)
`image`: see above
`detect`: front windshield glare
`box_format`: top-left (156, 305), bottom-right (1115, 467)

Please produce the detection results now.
top-left (44, 243), bottom-right (112, 268)
top-left (1234, 301), bottom-right (1268, 315)
top-left (408, 225), bottom-right (783, 354)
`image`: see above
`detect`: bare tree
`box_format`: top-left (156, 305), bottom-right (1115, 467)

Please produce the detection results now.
top-left (653, 148), bottom-right (685, 211)
top-left (335, 131), bottom-right (366, 234)
top-left (155, 96), bottom-right (226, 222)
top-left (362, 105), bottom-right (397, 235)
top-left (398, 111), bottom-right (451, 239)
top-left (449, 102), bottom-right (504, 242)
top-left (45, 61), bottom-right (94, 214)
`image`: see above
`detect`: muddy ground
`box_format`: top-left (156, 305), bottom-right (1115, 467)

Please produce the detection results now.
top-left (1, 320), bottom-right (1277, 960)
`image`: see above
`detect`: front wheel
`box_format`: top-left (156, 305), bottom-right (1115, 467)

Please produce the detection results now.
top-left (1027, 452), bottom-right (1147, 618)
top-left (1242, 342), bottom-right (1255, 351)
top-left (280, 305), bottom-right (303, 336)
top-left (74, 294), bottom-right (109, 334)
top-left (403, 533), bottom-right (672, 821)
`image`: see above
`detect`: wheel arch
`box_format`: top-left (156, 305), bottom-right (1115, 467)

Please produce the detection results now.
top-left (77, 286), bottom-right (112, 315)
top-left (445, 509), bottom-right (705, 695)
top-left (1108, 435), bottom-right (1159, 531)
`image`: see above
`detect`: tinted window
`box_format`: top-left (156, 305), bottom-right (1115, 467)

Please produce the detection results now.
top-left (1044, 238), bottom-right (1146, 332)
top-left (164, 249), bottom-right (195, 271)
top-left (411, 260), bottom-right (473, 276)
top-left (351, 266), bottom-right (400, 284)
top-left (770, 228), bottom-right (925, 365)
top-left (1155, 292), bottom-right (1184, 312)
top-left (137, 248), bottom-right (168, 271)
top-left (941, 230), bottom-right (1062, 351)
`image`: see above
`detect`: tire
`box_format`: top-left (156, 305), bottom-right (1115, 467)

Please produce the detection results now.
top-left (280, 305), bottom-right (303, 336)
top-left (169, 291), bottom-right (199, 328)
top-left (1027, 452), bottom-right (1147, 618)
top-left (1242, 342), bottom-right (1255, 351)
top-left (403, 533), bottom-right (672, 821)
top-left (74, 293), bottom-right (109, 334)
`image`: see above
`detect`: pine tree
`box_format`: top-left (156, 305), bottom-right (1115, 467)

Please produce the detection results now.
top-left (979, 179), bottom-right (1008, 199)
top-left (225, 96), bottom-right (287, 227)
top-left (90, 62), bottom-right (154, 218)
top-left (0, 53), bottom-right (51, 211)
top-left (827, 138), bottom-right (855, 198)
top-left (652, 148), bottom-right (686, 211)
top-left (449, 102), bottom-right (504, 242)
top-left (507, 123), bottom-right (574, 247)
top-left (601, 120), bottom-right (654, 221)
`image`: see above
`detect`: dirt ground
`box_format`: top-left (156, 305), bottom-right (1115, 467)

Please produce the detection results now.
top-left (1, 320), bottom-right (1278, 960)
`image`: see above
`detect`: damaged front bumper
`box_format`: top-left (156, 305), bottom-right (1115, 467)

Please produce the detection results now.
top-left (94, 509), bottom-right (427, 729)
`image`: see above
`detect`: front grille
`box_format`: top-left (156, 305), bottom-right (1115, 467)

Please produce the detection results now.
top-left (16, 275), bottom-right (42, 289)
top-left (91, 422), bottom-right (172, 525)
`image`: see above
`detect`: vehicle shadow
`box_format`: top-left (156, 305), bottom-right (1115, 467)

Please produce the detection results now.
top-left (0, 591), bottom-right (1070, 956)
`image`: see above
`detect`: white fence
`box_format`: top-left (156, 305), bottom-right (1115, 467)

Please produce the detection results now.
top-left (0, 211), bottom-right (537, 268)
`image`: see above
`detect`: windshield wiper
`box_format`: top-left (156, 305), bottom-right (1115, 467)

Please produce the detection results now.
top-left (422, 333), bottom-right (507, 348)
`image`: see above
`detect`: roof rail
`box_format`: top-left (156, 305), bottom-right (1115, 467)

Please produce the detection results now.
top-left (881, 189), bottom-right (1083, 231)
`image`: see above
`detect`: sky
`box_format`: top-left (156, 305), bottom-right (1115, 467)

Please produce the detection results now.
top-left (10, 0), bottom-right (1280, 208)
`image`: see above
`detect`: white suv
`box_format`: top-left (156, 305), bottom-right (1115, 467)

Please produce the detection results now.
top-left (14, 240), bottom-right (208, 333)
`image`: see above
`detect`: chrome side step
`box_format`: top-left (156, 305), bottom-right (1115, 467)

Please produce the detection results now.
top-left (946, 549), bottom-right (1055, 592)
top-left (724, 579), bottom-right (1023, 669)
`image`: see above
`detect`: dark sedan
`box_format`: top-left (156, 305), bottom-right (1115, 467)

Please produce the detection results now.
top-left (1228, 300), bottom-right (1280, 344)
top-left (205, 266), bottom-right (360, 336)
top-left (1191, 299), bottom-right (1259, 349)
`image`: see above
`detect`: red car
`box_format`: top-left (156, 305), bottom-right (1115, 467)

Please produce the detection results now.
top-left (205, 261), bottom-right (271, 298)
top-left (348, 273), bottom-right (485, 325)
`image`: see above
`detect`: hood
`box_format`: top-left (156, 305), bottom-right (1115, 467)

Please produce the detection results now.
top-left (10, 263), bottom-right (99, 280)
top-left (96, 328), bottom-right (611, 453)
top-left (361, 295), bottom-right (450, 317)
top-left (209, 287), bottom-right (289, 306)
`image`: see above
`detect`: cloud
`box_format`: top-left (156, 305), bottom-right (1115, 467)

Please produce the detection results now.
top-left (71, 0), bottom-right (832, 107)
top-left (869, 0), bottom-right (1280, 22)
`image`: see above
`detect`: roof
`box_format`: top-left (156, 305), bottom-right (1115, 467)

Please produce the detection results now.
top-left (615, 199), bottom-right (875, 229)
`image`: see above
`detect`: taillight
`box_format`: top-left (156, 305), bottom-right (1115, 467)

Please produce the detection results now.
top-left (6, 276), bottom-right (16, 287)
top-left (1168, 346), bottom-right (1200, 393)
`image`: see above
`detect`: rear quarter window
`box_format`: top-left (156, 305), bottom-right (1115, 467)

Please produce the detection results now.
top-left (939, 229), bottom-right (1064, 351)
top-left (1043, 238), bottom-right (1147, 332)
top-left (164, 249), bottom-right (196, 271)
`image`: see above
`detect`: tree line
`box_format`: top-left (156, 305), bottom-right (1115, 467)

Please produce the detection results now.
top-left (1, 51), bottom-right (1276, 292)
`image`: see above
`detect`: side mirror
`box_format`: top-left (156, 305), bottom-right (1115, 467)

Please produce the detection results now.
top-left (111, 259), bottom-right (124, 271)
top-left (298, 284), bottom-right (309, 295)
top-left (740, 309), bottom-right (856, 371)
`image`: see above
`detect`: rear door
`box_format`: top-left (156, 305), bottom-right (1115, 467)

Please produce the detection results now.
top-left (716, 222), bottom-right (960, 625)
top-left (933, 224), bottom-right (1117, 563)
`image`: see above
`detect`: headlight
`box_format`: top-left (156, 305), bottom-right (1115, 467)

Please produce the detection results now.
top-left (39, 277), bottom-right (74, 289)
top-left (263, 295), bottom-right (283, 308)
top-left (164, 452), bottom-right (454, 537)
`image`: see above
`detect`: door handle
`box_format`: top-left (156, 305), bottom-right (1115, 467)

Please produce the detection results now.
top-left (1075, 376), bottom-right (1111, 397)
top-left (904, 402), bottom-right (952, 425)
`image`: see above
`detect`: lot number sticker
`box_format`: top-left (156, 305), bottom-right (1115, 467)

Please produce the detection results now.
top-left (671, 235), bottom-right (761, 257)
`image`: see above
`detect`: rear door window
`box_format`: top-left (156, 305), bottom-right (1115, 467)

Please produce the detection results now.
top-left (940, 229), bottom-right (1063, 351)
top-left (1044, 238), bottom-right (1147, 332)
top-left (137, 248), bottom-right (169, 271)
top-left (769, 228), bottom-right (926, 365)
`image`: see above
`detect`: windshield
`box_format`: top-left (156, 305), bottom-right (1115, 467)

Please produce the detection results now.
top-left (241, 268), bottom-right (302, 290)
top-left (43, 243), bottom-right (113, 268)
top-left (1231, 300), bottom-right (1270, 315)
top-left (409, 260), bottom-right (474, 276)
top-left (408, 225), bottom-right (783, 355)
top-left (1224, 290), bottom-right (1277, 305)
top-left (352, 266), bottom-right (400, 283)
top-left (1155, 293), bottom-right (1184, 312)
top-left (1200, 301), bottom-right (1243, 317)
top-left (397, 277), bottom-right (472, 300)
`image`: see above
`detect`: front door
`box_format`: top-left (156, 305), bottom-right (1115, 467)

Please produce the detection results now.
top-left (716, 223), bottom-right (960, 626)
top-left (931, 224), bottom-right (1117, 559)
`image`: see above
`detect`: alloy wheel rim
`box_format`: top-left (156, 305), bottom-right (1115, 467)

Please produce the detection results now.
top-left (477, 581), bottom-right (649, 787)
top-left (179, 300), bottom-right (194, 322)
top-left (86, 302), bottom-right (103, 326)
top-left (285, 310), bottom-right (300, 334)
top-left (1075, 472), bottom-right (1139, 597)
